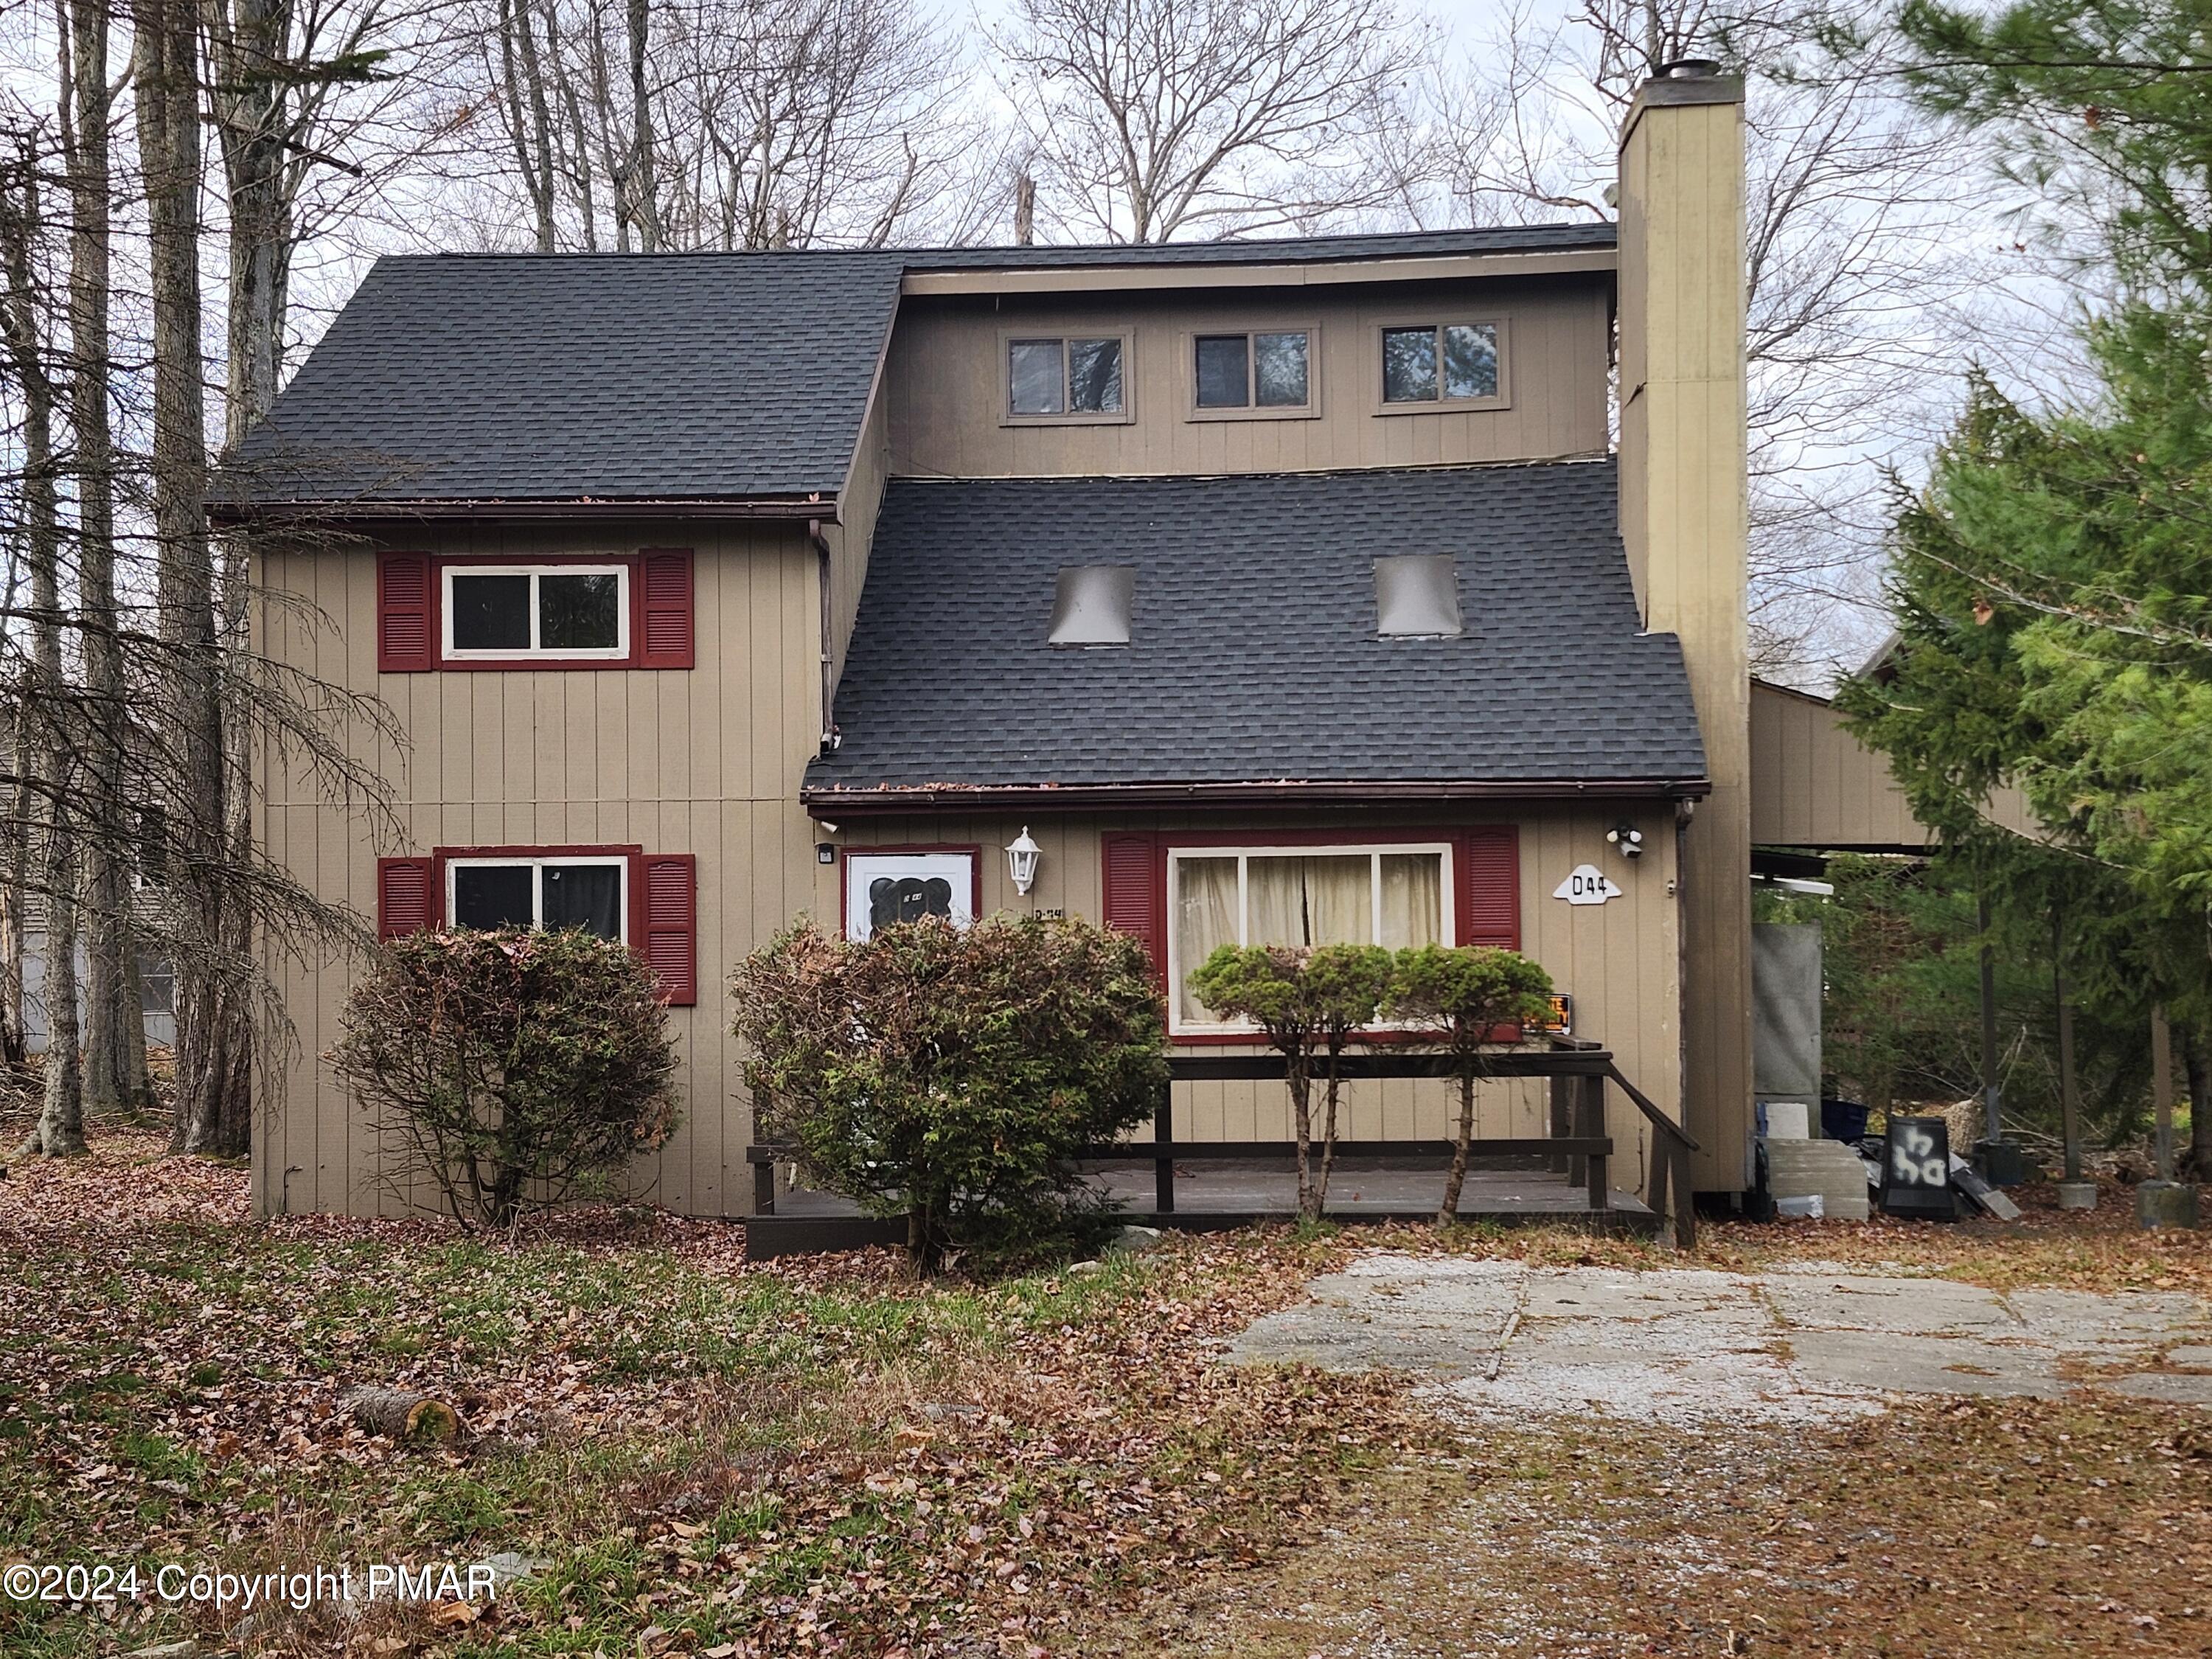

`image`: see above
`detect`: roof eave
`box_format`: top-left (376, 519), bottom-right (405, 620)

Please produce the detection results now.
top-left (209, 493), bottom-right (844, 527)
top-left (900, 245), bottom-right (1617, 298)
top-left (799, 776), bottom-right (1712, 814)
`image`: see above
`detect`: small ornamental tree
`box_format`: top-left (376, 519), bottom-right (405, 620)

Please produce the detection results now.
top-left (330, 928), bottom-right (681, 1229)
top-left (1385, 945), bottom-right (1555, 1223)
top-left (1186, 943), bottom-right (1394, 1219)
top-left (731, 914), bottom-right (1167, 1273)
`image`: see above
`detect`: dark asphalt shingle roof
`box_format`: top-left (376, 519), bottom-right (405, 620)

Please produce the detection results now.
top-left (805, 461), bottom-right (1706, 795)
top-left (226, 251), bottom-right (908, 506)
top-left (225, 227), bottom-right (1615, 509)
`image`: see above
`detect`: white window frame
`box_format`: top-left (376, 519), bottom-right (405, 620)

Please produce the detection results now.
top-left (1166, 841), bottom-right (1456, 1035)
top-left (844, 851), bottom-right (978, 942)
top-left (445, 855), bottom-right (629, 936)
top-left (440, 563), bottom-right (631, 662)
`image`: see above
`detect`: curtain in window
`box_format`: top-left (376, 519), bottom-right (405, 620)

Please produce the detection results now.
top-left (1380, 854), bottom-right (1442, 948)
top-left (1248, 855), bottom-right (1369, 949)
top-left (543, 863), bottom-right (622, 939)
top-left (1174, 857), bottom-right (1239, 1024)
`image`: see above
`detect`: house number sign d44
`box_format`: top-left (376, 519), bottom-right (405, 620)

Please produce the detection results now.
top-left (1553, 863), bottom-right (1623, 905)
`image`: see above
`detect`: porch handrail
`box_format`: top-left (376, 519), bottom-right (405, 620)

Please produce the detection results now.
top-left (748, 1040), bottom-right (1697, 1247)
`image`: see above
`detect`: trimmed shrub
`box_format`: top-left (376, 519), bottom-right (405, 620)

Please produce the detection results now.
top-left (731, 914), bottom-right (1168, 1272)
top-left (330, 928), bottom-right (681, 1229)
top-left (1385, 945), bottom-right (1555, 1222)
top-left (1186, 943), bottom-right (1394, 1217)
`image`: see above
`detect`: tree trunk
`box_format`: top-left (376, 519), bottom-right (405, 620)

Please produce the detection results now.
top-left (341, 1386), bottom-right (461, 1443)
top-left (63, 0), bottom-right (133, 1121)
top-left (1315, 1043), bottom-right (1346, 1213)
top-left (1289, 1057), bottom-right (1317, 1219)
top-left (30, 815), bottom-right (86, 1158)
top-left (2183, 1028), bottom-right (2212, 1184)
top-left (117, 945), bottom-right (152, 1105)
top-left (133, 0), bottom-right (237, 1156)
top-left (1438, 1065), bottom-right (1476, 1223)
top-left (1, 151), bottom-right (86, 1158)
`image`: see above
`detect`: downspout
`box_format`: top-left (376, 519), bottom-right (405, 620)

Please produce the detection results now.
top-left (809, 518), bottom-right (838, 755)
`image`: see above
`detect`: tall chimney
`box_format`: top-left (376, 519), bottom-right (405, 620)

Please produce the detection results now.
top-left (1616, 60), bottom-right (1751, 1191)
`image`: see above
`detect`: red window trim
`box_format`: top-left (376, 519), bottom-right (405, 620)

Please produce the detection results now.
top-left (837, 844), bottom-right (984, 941)
top-left (1119, 826), bottom-right (1523, 1046)
top-left (420, 843), bottom-right (697, 1006)
top-left (431, 844), bottom-right (644, 940)
top-left (390, 552), bottom-right (694, 672)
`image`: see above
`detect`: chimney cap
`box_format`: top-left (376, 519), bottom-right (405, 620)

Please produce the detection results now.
top-left (1658, 57), bottom-right (1723, 79)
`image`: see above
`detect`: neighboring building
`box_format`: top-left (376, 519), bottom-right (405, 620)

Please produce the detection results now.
top-left (232, 66), bottom-right (1773, 1218)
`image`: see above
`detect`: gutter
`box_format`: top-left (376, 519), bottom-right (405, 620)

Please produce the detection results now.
top-left (799, 776), bottom-right (1712, 814)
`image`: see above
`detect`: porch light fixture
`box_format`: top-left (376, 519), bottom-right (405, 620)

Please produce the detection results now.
top-left (1607, 821), bottom-right (1645, 859)
top-left (1006, 827), bottom-right (1042, 895)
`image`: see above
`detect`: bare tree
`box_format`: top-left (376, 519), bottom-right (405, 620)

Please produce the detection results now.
top-left (55, 0), bottom-right (150, 1117)
top-left (1399, 0), bottom-right (2002, 679)
top-left (133, 0), bottom-right (254, 1156)
top-left (0, 130), bottom-right (85, 1156)
top-left (461, 0), bottom-right (979, 252)
top-left (990, 0), bottom-right (1422, 243)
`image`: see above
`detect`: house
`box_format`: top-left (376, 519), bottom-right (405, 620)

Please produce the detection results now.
top-left (232, 64), bottom-right (1769, 1220)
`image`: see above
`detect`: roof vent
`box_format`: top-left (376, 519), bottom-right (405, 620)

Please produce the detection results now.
top-left (1049, 564), bottom-right (1134, 646)
top-left (1374, 554), bottom-right (1462, 638)
top-left (1658, 57), bottom-right (1722, 79)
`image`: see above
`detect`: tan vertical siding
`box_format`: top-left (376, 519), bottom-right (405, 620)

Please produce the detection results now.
top-left (1747, 678), bottom-right (2035, 849)
top-left (835, 804), bottom-right (1682, 1194)
top-left (254, 522), bottom-right (825, 1220)
top-left (884, 279), bottom-right (1612, 481)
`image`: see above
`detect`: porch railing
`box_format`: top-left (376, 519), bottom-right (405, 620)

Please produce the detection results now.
top-left (748, 1041), bottom-right (1699, 1248)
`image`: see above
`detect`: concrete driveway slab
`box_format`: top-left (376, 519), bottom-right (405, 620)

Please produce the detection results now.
top-left (1228, 1251), bottom-right (2212, 1428)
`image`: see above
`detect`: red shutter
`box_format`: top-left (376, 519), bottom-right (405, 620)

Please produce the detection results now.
top-left (636, 549), bottom-right (694, 669)
top-left (377, 553), bottom-right (435, 672)
top-left (377, 857), bottom-right (437, 939)
top-left (1457, 827), bottom-right (1520, 950)
top-left (1100, 832), bottom-right (1165, 989)
top-left (636, 853), bottom-right (698, 1005)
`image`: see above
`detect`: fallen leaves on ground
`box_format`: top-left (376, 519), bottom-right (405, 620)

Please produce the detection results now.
top-left (1117, 1392), bottom-right (2212, 1657)
top-left (0, 1128), bottom-right (1433, 1659)
top-left (5, 1125), bottom-right (2209, 1659)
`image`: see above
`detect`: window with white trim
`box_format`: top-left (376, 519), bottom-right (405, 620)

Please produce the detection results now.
top-left (442, 563), bottom-right (629, 661)
top-left (447, 855), bottom-right (627, 939)
top-left (844, 850), bottom-right (977, 942)
top-left (1168, 844), bottom-right (1453, 1031)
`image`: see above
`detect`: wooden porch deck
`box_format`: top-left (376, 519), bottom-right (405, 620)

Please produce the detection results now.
top-left (745, 1159), bottom-right (1658, 1259)
top-left (740, 1045), bottom-right (1697, 1261)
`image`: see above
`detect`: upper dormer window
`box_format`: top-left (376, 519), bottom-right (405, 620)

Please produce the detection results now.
top-left (1381, 321), bottom-right (1502, 407)
top-left (1006, 335), bottom-right (1127, 420)
top-left (1192, 330), bottom-right (1312, 414)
